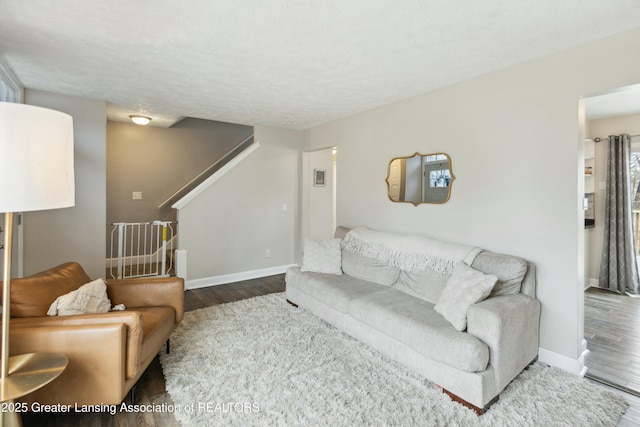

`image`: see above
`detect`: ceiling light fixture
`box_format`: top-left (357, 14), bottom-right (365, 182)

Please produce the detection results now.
top-left (129, 115), bottom-right (151, 126)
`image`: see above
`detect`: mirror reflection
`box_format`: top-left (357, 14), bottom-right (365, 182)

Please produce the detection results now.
top-left (386, 152), bottom-right (454, 205)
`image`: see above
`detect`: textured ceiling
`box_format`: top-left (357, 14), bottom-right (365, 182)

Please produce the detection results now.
top-left (1, 1), bottom-right (640, 129)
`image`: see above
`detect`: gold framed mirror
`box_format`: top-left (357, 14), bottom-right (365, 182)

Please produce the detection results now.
top-left (385, 152), bottom-right (455, 205)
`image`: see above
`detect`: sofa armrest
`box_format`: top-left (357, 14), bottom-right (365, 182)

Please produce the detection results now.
top-left (466, 294), bottom-right (540, 390)
top-left (11, 311), bottom-right (143, 380)
top-left (9, 323), bottom-right (128, 405)
top-left (106, 276), bottom-right (184, 323)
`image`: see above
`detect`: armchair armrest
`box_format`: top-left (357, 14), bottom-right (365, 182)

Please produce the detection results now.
top-left (11, 311), bottom-right (143, 380)
top-left (466, 294), bottom-right (540, 390)
top-left (106, 276), bottom-right (184, 323)
top-left (9, 323), bottom-right (128, 405)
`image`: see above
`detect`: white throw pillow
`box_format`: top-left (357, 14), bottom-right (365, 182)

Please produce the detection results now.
top-left (47, 278), bottom-right (112, 316)
top-left (434, 261), bottom-right (497, 331)
top-left (301, 238), bottom-right (343, 275)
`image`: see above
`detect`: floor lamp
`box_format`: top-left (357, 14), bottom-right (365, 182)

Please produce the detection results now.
top-left (0, 102), bottom-right (73, 423)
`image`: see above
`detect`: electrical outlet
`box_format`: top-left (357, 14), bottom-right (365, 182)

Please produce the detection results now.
top-left (132, 191), bottom-right (143, 200)
top-left (265, 249), bottom-right (271, 258)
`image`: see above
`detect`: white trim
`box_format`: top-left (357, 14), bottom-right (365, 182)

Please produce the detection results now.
top-left (584, 278), bottom-right (598, 289)
top-left (578, 338), bottom-right (590, 377)
top-left (172, 142), bottom-right (260, 209)
top-left (0, 56), bottom-right (24, 103)
top-left (175, 250), bottom-right (187, 289)
top-left (538, 347), bottom-right (587, 376)
top-left (580, 337), bottom-right (588, 354)
top-left (186, 264), bottom-right (297, 290)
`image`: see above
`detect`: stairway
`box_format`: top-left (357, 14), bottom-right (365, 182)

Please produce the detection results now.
top-left (158, 134), bottom-right (255, 210)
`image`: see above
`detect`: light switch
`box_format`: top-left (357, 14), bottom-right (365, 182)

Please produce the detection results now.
top-left (132, 192), bottom-right (142, 200)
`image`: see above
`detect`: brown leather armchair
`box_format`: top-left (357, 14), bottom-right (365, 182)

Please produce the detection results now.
top-left (1, 262), bottom-right (184, 406)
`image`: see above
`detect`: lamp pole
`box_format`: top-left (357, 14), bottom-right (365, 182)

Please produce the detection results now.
top-left (1, 212), bottom-right (13, 381)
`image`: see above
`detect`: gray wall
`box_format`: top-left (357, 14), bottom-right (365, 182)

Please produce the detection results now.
top-left (24, 90), bottom-right (106, 278)
top-left (107, 118), bottom-right (252, 227)
top-left (303, 27), bottom-right (640, 372)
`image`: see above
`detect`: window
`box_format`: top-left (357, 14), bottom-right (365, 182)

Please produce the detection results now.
top-left (429, 169), bottom-right (452, 188)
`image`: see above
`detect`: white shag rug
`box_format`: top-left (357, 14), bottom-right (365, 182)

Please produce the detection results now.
top-left (160, 293), bottom-right (628, 426)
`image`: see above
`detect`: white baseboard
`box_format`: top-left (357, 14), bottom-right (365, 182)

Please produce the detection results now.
top-left (186, 264), bottom-right (297, 290)
top-left (538, 346), bottom-right (588, 377)
top-left (585, 278), bottom-right (598, 289)
top-left (578, 339), bottom-right (590, 377)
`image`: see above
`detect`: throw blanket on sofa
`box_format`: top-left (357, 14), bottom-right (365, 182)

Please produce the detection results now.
top-left (342, 227), bottom-right (481, 275)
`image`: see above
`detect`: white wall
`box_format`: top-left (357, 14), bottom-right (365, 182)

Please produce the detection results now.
top-left (586, 113), bottom-right (640, 284)
top-left (303, 27), bottom-right (640, 372)
top-left (24, 90), bottom-right (106, 278)
top-left (306, 148), bottom-right (336, 240)
top-left (178, 125), bottom-right (301, 287)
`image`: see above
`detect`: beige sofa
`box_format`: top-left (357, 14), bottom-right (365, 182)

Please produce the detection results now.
top-left (2, 262), bottom-right (183, 406)
top-left (286, 227), bottom-right (540, 414)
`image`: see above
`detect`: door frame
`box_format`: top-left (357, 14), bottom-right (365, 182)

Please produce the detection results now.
top-left (300, 146), bottom-right (337, 261)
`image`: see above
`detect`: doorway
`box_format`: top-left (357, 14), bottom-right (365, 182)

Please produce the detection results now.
top-left (582, 84), bottom-right (640, 395)
top-left (302, 147), bottom-right (337, 244)
top-left (422, 154), bottom-right (452, 203)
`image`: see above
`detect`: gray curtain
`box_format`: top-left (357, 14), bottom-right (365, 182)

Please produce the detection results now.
top-left (599, 134), bottom-right (640, 294)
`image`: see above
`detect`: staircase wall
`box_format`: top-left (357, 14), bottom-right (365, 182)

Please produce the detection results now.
top-left (177, 125), bottom-right (302, 288)
top-left (106, 119), bottom-right (253, 253)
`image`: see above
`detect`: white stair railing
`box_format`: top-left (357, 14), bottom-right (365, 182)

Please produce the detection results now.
top-left (109, 221), bottom-right (174, 279)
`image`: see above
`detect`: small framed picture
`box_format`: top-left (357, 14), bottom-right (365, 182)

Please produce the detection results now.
top-left (314, 169), bottom-right (326, 186)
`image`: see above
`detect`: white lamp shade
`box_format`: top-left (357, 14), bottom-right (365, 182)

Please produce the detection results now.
top-left (0, 102), bottom-right (75, 213)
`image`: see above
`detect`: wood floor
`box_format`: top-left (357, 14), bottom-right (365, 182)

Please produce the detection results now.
top-left (584, 286), bottom-right (640, 426)
top-left (19, 278), bottom-right (640, 426)
top-left (584, 287), bottom-right (640, 393)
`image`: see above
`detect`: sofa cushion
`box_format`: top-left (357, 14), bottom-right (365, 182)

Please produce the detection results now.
top-left (392, 267), bottom-right (449, 304)
top-left (301, 239), bottom-right (343, 275)
top-left (349, 288), bottom-right (490, 372)
top-left (286, 267), bottom-right (387, 313)
top-left (47, 278), bottom-right (112, 316)
top-left (7, 262), bottom-right (91, 318)
top-left (342, 250), bottom-right (400, 286)
top-left (134, 306), bottom-right (176, 367)
top-left (434, 262), bottom-right (497, 331)
top-left (471, 251), bottom-right (527, 297)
